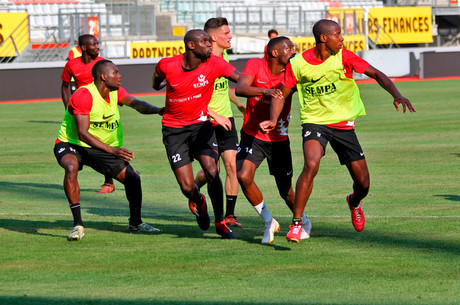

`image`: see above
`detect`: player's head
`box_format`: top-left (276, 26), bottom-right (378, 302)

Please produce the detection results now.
top-left (268, 29), bottom-right (278, 39)
top-left (204, 17), bottom-right (232, 50)
top-left (184, 29), bottom-right (212, 60)
top-left (92, 60), bottom-right (121, 91)
top-left (313, 19), bottom-right (343, 54)
top-left (78, 34), bottom-right (99, 59)
top-left (266, 36), bottom-right (296, 65)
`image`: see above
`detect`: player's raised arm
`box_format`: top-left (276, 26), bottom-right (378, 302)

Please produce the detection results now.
top-left (364, 65), bottom-right (416, 113)
top-left (235, 74), bottom-right (283, 99)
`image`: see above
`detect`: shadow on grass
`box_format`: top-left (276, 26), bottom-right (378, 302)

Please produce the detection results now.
top-left (28, 120), bottom-right (61, 124)
top-left (433, 194), bottom-right (460, 202)
top-left (0, 296), bottom-right (312, 305)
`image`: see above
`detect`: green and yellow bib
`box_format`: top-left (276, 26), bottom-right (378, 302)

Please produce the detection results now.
top-left (208, 50), bottom-right (233, 118)
top-left (290, 49), bottom-right (366, 125)
top-left (58, 83), bottom-right (123, 148)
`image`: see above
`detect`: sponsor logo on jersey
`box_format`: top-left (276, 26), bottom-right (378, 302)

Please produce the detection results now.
top-left (92, 120), bottom-right (120, 130)
top-left (193, 74), bottom-right (209, 89)
top-left (304, 83), bottom-right (337, 97)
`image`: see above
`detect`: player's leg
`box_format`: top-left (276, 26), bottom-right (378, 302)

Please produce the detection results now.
top-left (221, 149), bottom-right (240, 226)
top-left (286, 140), bottom-right (323, 243)
top-left (54, 142), bottom-right (84, 240)
top-left (332, 128), bottom-right (368, 231)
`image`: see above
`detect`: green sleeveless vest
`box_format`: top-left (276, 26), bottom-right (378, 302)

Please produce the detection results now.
top-left (290, 49), bottom-right (366, 125)
top-left (208, 50), bottom-right (233, 118)
top-left (58, 83), bottom-right (123, 148)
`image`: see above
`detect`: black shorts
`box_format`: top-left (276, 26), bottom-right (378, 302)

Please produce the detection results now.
top-left (237, 130), bottom-right (293, 177)
top-left (54, 142), bottom-right (128, 177)
top-left (301, 123), bottom-right (365, 165)
top-left (213, 117), bottom-right (239, 153)
top-left (162, 121), bottom-right (219, 170)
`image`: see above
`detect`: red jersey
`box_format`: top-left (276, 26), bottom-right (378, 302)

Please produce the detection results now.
top-left (155, 54), bottom-right (236, 128)
top-left (61, 56), bottom-right (105, 89)
top-left (68, 86), bottom-right (128, 115)
top-left (241, 58), bottom-right (292, 142)
top-left (283, 48), bottom-right (369, 129)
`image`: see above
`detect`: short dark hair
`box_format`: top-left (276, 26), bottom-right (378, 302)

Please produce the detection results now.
top-left (313, 19), bottom-right (338, 43)
top-left (92, 59), bottom-right (113, 82)
top-left (204, 17), bottom-right (228, 33)
top-left (267, 29), bottom-right (278, 38)
top-left (78, 34), bottom-right (96, 48)
top-left (266, 36), bottom-right (290, 57)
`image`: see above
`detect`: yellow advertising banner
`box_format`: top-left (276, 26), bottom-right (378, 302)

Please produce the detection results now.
top-left (368, 7), bottom-right (432, 44)
top-left (326, 8), bottom-right (365, 35)
top-left (0, 13), bottom-right (29, 57)
top-left (292, 35), bottom-right (366, 53)
top-left (131, 41), bottom-right (185, 59)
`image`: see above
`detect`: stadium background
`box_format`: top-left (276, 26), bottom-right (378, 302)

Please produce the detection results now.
top-left (1, 0), bottom-right (460, 99)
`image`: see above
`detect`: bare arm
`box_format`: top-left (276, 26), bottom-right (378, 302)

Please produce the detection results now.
top-left (121, 96), bottom-right (164, 115)
top-left (208, 108), bottom-right (231, 131)
top-left (152, 72), bottom-right (166, 91)
top-left (74, 114), bottom-right (134, 162)
top-left (364, 65), bottom-right (416, 113)
top-left (61, 80), bottom-right (71, 109)
top-left (259, 84), bottom-right (292, 133)
top-left (227, 70), bottom-right (240, 83)
top-left (228, 89), bottom-right (245, 114)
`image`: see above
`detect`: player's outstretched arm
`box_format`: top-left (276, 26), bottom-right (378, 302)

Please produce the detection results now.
top-left (364, 65), bottom-right (416, 113)
top-left (74, 114), bottom-right (134, 162)
top-left (122, 96), bottom-right (164, 115)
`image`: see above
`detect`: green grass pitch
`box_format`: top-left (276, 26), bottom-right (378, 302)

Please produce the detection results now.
top-left (0, 79), bottom-right (459, 304)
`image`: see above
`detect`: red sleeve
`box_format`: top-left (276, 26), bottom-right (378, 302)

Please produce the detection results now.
top-left (282, 63), bottom-right (298, 89)
top-left (155, 59), bottom-right (166, 79)
top-left (117, 86), bottom-right (129, 105)
top-left (241, 58), bottom-right (258, 78)
top-left (68, 88), bottom-right (93, 115)
top-left (215, 56), bottom-right (236, 78)
top-left (61, 61), bottom-right (72, 82)
top-left (342, 49), bottom-right (370, 78)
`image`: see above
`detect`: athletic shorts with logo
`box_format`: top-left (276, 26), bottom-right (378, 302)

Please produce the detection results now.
top-left (54, 142), bottom-right (128, 177)
top-left (237, 130), bottom-right (293, 177)
top-left (301, 123), bottom-right (365, 165)
top-left (213, 117), bottom-right (239, 154)
top-left (162, 121), bottom-right (219, 170)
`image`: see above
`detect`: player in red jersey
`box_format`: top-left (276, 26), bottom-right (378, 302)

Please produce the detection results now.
top-left (61, 34), bottom-right (115, 194)
top-left (55, 60), bottom-right (164, 241)
top-left (235, 37), bottom-right (311, 244)
top-left (152, 29), bottom-right (240, 239)
top-left (260, 20), bottom-right (416, 243)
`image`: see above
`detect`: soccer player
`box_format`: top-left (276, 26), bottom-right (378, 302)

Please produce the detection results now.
top-left (152, 29), bottom-right (240, 239)
top-left (61, 34), bottom-right (115, 194)
top-left (260, 19), bottom-right (416, 243)
top-left (192, 17), bottom-right (246, 228)
top-left (235, 36), bottom-right (311, 244)
top-left (267, 29), bottom-right (278, 39)
top-left (54, 60), bottom-right (164, 241)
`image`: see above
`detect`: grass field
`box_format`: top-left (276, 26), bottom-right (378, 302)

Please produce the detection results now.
top-left (0, 79), bottom-right (459, 305)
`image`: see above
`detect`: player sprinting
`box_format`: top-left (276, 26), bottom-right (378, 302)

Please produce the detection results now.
top-left (260, 19), bottom-right (416, 243)
top-left (55, 60), bottom-right (164, 241)
top-left (235, 36), bottom-right (311, 244)
top-left (192, 17), bottom-right (246, 228)
top-left (152, 29), bottom-right (240, 239)
top-left (61, 34), bottom-right (116, 194)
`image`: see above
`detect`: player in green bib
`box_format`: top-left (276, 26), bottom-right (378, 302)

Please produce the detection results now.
top-left (192, 17), bottom-right (246, 227)
top-left (260, 20), bottom-right (416, 243)
top-left (54, 60), bottom-right (164, 241)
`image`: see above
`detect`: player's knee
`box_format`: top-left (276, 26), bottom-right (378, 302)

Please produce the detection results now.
top-left (123, 166), bottom-right (141, 187)
top-left (237, 170), bottom-right (250, 187)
